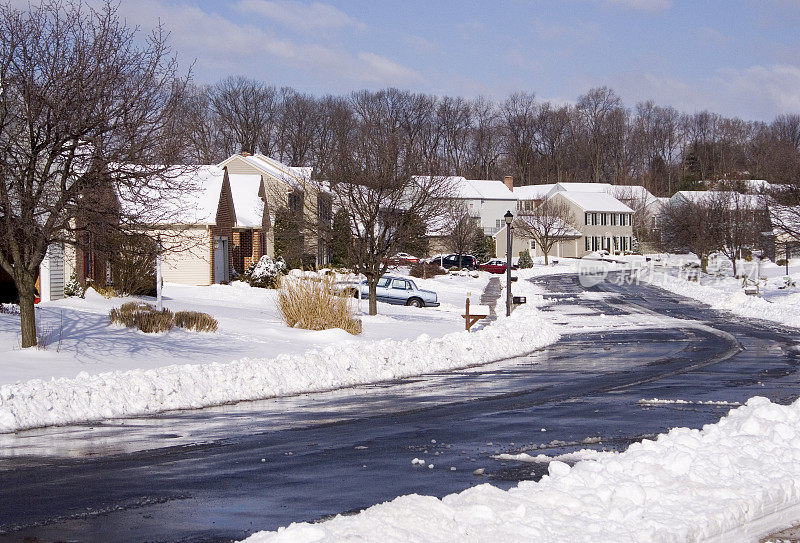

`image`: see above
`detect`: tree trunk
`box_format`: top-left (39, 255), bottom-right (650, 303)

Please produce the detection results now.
top-left (16, 271), bottom-right (38, 348)
top-left (543, 250), bottom-right (549, 265)
top-left (731, 256), bottom-right (737, 277)
top-left (700, 254), bottom-right (708, 273)
top-left (368, 279), bottom-right (378, 316)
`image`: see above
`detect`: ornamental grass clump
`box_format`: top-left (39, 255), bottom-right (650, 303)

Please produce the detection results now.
top-left (174, 310), bottom-right (219, 332)
top-left (109, 303), bottom-right (217, 333)
top-left (277, 276), bottom-right (362, 335)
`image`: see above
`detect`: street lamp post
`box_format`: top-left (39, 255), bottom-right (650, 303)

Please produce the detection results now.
top-left (505, 210), bottom-right (513, 317)
top-left (787, 246), bottom-right (791, 276)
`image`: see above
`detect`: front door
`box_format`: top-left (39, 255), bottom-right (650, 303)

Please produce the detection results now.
top-left (213, 237), bottom-right (229, 283)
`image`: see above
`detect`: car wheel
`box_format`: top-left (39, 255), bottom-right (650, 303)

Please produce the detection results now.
top-left (406, 297), bottom-right (423, 308)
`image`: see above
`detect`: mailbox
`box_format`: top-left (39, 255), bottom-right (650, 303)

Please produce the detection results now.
top-left (513, 296), bottom-right (526, 304)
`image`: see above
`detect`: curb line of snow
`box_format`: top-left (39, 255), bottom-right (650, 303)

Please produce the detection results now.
top-left (0, 288), bottom-right (558, 433)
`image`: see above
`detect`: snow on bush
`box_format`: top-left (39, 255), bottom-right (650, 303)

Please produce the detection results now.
top-left (0, 292), bottom-right (558, 432)
top-left (242, 397), bottom-right (800, 543)
top-left (248, 256), bottom-right (287, 289)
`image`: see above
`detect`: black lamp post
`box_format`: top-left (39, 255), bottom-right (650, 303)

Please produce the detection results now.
top-left (505, 210), bottom-right (513, 317)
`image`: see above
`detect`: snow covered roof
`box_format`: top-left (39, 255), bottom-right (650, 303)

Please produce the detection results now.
top-left (556, 191), bottom-right (634, 213)
top-left (607, 185), bottom-right (658, 206)
top-left (228, 174), bottom-right (264, 228)
top-left (219, 153), bottom-right (312, 190)
top-left (552, 182), bottom-right (612, 193)
top-left (422, 176), bottom-right (516, 201)
top-left (514, 184), bottom-right (556, 200)
top-left (673, 190), bottom-right (764, 209)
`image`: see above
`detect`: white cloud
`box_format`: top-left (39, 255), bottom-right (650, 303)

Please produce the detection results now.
top-left (235, 0), bottom-right (364, 30)
top-left (598, 64), bottom-right (800, 120)
top-left (357, 53), bottom-right (422, 85)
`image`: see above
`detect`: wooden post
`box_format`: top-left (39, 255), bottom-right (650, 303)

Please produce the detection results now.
top-left (463, 297), bottom-right (487, 332)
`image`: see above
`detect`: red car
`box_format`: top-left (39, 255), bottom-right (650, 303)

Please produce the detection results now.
top-left (479, 258), bottom-right (512, 274)
top-left (385, 252), bottom-right (420, 266)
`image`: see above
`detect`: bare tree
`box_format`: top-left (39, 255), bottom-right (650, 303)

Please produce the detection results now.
top-left (0, 1), bottom-right (189, 347)
top-left (576, 87), bottom-right (625, 184)
top-left (210, 76), bottom-right (278, 156)
top-left (442, 202), bottom-right (480, 261)
top-left (709, 190), bottom-right (763, 276)
top-left (328, 89), bottom-right (451, 315)
top-left (514, 198), bottom-right (578, 265)
top-left (660, 195), bottom-right (725, 272)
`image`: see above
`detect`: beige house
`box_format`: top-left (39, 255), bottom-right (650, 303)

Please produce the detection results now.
top-left (219, 153), bottom-right (332, 266)
top-left (495, 190), bottom-right (634, 259)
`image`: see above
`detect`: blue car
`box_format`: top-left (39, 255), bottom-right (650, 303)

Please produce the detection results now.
top-left (349, 275), bottom-right (439, 307)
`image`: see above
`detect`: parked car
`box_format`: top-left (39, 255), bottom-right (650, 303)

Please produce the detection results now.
top-left (428, 254), bottom-right (478, 270)
top-left (480, 258), bottom-right (512, 274)
top-left (342, 275), bottom-right (440, 307)
top-left (385, 252), bottom-right (420, 266)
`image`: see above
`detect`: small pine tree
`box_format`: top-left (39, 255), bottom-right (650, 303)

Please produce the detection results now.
top-left (472, 228), bottom-right (492, 262)
top-left (274, 207), bottom-right (302, 269)
top-left (518, 250), bottom-right (533, 268)
top-left (331, 208), bottom-right (352, 268)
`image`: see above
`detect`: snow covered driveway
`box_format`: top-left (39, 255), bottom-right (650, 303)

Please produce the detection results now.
top-left (3, 273), bottom-right (800, 541)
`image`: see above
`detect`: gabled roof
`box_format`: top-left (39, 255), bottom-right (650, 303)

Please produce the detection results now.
top-left (228, 174), bottom-right (264, 228)
top-left (218, 153), bottom-right (312, 190)
top-left (556, 191), bottom-right (634, 213)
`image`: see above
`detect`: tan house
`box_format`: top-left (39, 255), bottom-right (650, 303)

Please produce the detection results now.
top-left (495, 190), bottom-right (634, 259)
top-left (219, 153), bottom-right (332, 266)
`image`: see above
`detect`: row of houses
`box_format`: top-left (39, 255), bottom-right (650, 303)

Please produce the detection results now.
top-left (14, 153), bottom-right (796, 303)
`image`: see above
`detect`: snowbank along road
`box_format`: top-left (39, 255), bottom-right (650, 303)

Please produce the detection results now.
top-left (1, 271), bottom-right (799, 542)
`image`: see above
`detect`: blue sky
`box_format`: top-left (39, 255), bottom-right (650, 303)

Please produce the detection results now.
top-left (80, 1), bottom-right (800, 119)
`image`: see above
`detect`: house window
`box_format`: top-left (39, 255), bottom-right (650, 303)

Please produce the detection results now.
top-left (613, 237), bottom-right (619, 251)
top-left (496, 219), bottom-right (502, 229)
top-left (585, 212), bottom-right (590, 225)
top-left (610, 214), bottom-right (617, 226)
top-left (601, 213), bottom-right (607, 226)
top-left (530, 240), bottom-right (536, 250)
top-left (585, 237), bottom-right (590, 251)
top-left (592, 213), bottom-right (598, 225)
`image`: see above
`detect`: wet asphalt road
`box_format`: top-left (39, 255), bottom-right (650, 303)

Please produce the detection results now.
top-left (1, 272), bottom-right (799, 542)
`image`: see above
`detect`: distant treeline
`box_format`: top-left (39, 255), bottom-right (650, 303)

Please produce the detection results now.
top-left (180, 78), bottom-right (800, 196)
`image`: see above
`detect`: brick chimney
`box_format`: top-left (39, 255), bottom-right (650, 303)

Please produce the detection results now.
top-left (503, 175), bottom-right (514, 192)
top-left (240, 151), bottom-right (252, 157)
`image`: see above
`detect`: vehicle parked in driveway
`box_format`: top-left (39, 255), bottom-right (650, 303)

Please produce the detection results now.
top-left (428, 254), bottom-right (478, 270)
top-left (385, 252), bottom-right (420, 266)
top-left (342, 275), bottom-right (439, 307)
top-left (479, 258), bottom-right (516, 274)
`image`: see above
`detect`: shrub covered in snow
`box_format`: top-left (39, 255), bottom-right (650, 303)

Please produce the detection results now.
top-left (63, 273), bottom-right (85, 298)
top-left (277, 276), bottom-right (362, 335)
top-left (247, 256), bottom-right (287, 289)
top-left (518, 250), bottom-right (533, 268)
top-left (410, 262), bottom-right (446, 278)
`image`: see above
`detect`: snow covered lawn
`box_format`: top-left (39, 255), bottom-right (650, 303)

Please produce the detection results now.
top-left (0, 271), bottom-right (559, 432)
top-left (242, 396), bottom-right (800, 543)
top-left (643, 256), bottom-right (800, 329)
